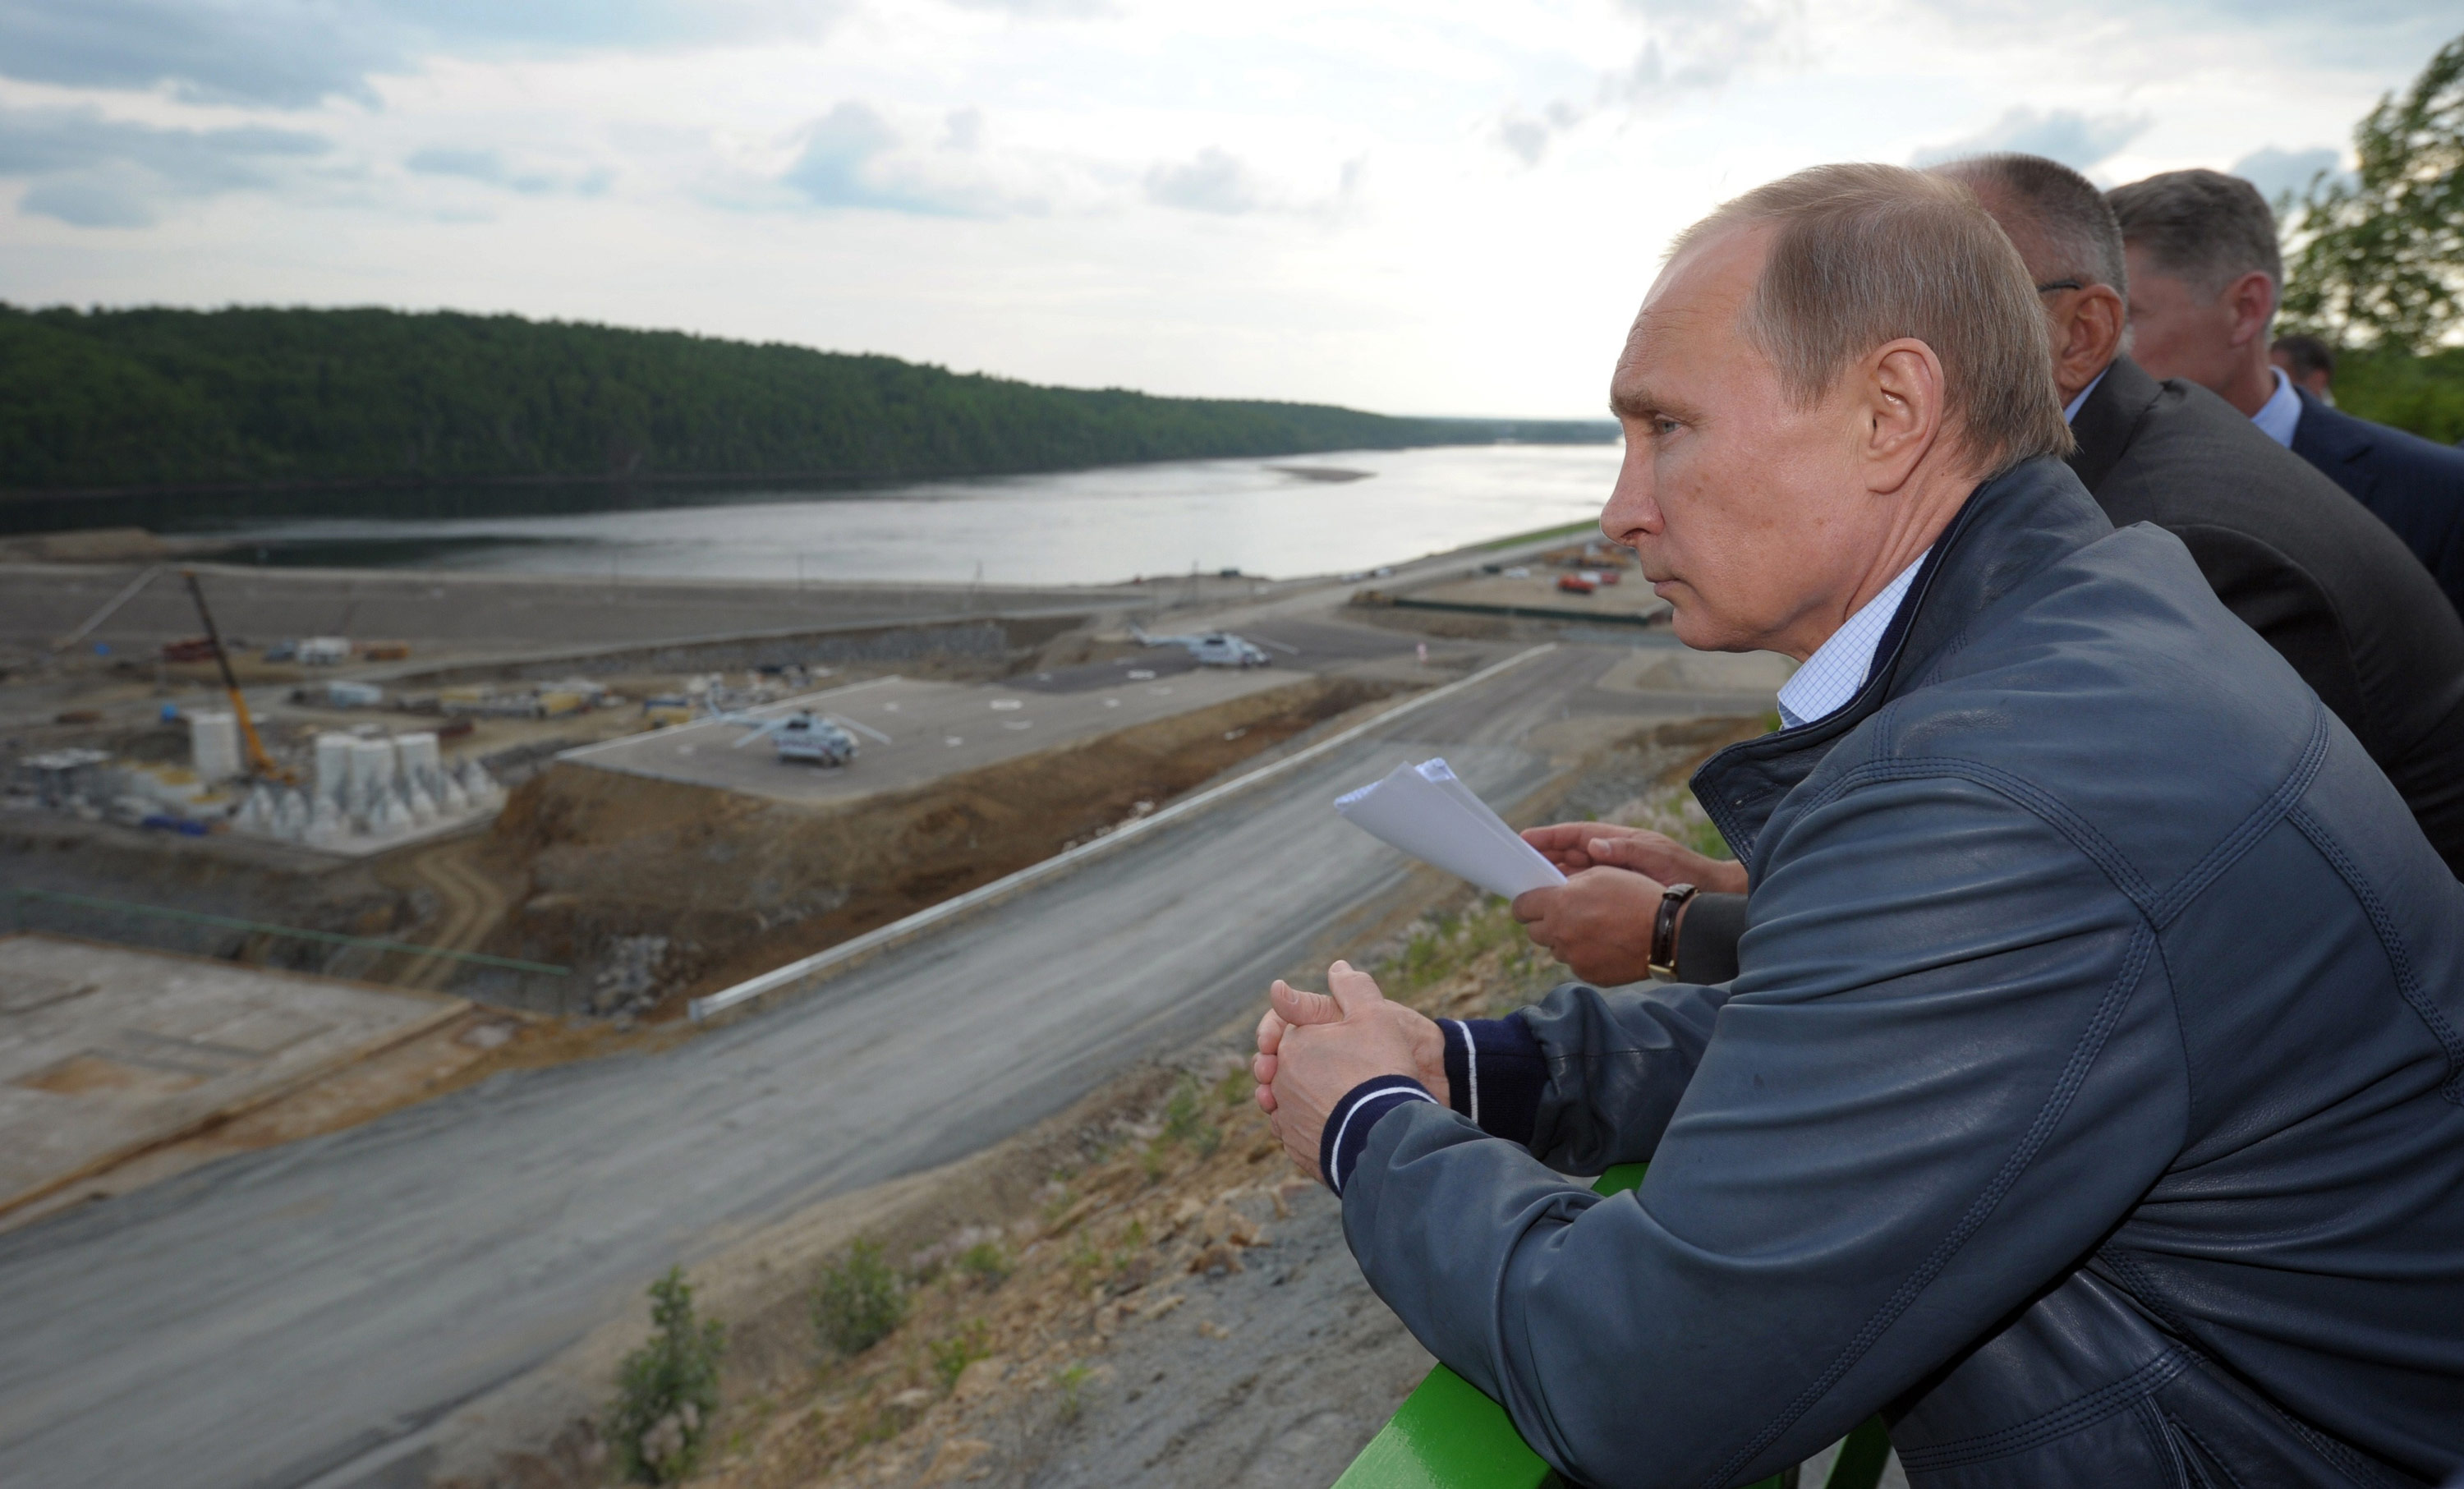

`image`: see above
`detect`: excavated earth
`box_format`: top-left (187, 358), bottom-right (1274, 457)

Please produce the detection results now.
top-left (480, 675), bottom-right (1393, 1018)
top-left (421, 718), bottom-right (1869, 1489)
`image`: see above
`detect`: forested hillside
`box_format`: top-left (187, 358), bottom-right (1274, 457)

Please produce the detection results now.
top-left (0, 305), bottom-right (1611, 495)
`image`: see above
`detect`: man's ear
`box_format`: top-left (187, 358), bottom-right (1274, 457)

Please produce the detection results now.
top-left (2223, 269), bottom-right (2276, 350)
top-left (2058, 286), bottom-right (2126, 398)
top-left (1859, 338), bottom-right (1947, 492)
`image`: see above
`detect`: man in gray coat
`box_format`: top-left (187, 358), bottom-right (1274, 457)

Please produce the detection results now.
top-left (1254, 165), bottom-right (2464, 1487)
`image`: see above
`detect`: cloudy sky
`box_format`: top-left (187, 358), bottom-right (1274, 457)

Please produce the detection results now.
top-left (0, 0), bottom-right (2452, 417)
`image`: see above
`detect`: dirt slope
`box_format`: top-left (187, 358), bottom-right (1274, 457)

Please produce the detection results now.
top-left (480, 677), bottom-right (1391, 1016)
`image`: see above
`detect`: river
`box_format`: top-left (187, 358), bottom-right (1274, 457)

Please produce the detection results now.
top-left (94, 443), bottom-right (1625, 586)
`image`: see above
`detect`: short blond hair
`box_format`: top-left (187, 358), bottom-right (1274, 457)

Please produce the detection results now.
top-left (1671, 163), bottom-right (2073, 471)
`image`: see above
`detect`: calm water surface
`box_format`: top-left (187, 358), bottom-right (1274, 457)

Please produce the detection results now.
top-left (177, 444), bottom-right (1625, 586)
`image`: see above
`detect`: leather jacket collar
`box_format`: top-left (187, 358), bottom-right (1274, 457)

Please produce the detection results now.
top-left (1690, 457), bottom-right (2113, 871)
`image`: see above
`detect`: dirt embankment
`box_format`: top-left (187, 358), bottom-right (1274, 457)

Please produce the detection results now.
top-left (476, 676), bottom-right (1395, 1018)
top-left (427, 717), bottom-right (1765, 1489)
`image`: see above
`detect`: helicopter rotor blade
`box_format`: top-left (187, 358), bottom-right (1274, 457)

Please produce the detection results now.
top-left (827, 714), bottom-right (893, 744)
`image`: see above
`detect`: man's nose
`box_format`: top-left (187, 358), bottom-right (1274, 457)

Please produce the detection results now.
top-left (1602, 453), bottom-right (1657, 545)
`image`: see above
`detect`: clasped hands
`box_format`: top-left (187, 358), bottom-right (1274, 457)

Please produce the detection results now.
top-left (1253, 961), bottom-right (1446, 1182)
top-left (1251, 823), bottom-right (1745, 1182)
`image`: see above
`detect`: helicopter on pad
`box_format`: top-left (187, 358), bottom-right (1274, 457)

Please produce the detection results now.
top-left (1129, 625), bottom-right (1275, 669)
top-left (719, 710), bottom-right (865, 766)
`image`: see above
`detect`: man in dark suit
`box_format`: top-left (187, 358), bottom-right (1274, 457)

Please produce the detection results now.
top-left (2271, 333), bottom-right (2334, 397)
top-left (2285, 386), bottom-right (2464, 620)
top-left (2108, 168), bottom-right (2464, 619)
top-left (1510, 152), bottom-right (2464, 989)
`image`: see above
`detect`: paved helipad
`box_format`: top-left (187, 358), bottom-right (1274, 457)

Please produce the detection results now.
top-left (560, 657), bottom-right (1303, 804)
top-left (0, 935), bottom-right (465, 1212)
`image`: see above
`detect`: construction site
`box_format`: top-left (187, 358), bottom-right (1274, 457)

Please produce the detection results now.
top-left (0, 527), bottom-right (1795, 1489)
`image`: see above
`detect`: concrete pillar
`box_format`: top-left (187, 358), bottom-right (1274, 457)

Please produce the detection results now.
top-left (190, 711), bottom-right (242, 783)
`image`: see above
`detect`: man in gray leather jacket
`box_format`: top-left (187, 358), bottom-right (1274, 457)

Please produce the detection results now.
top-left (1253, 164), bottom-right (2464, 1487)
top-left (1541, 154), bottom-right (2464, 994)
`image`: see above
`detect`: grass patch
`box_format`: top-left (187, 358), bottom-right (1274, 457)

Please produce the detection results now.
top-left (929, 1319), bottom-right (991, 1390)
top-left (956, 1241), bottom-right (1013, 1289)
top-left (1055, 1362), bottom-right (1093, 1423)
top-left (1161, 1073), bottom-right (1223, 1156)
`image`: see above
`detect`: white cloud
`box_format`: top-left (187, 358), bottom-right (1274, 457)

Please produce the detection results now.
top-left (0, 0), bottom-right (855, 108)
top-left (0, 0), bottom-right (2451, 418)
top-left (944, 0), bottom-right (1115, 15)
top-left (403, 145), bottom-right (610, 196)
top-left (1609, 0), bottom-right (1802, 101)
top-left (1144, 147), bottom-right (1265, 214)
top-left (2231, 144), bottom-right (2343, 205)
top-left (1489, 0), bottom-right (1802, 167)
top-left (772, 101), bottom-right (1078, 218)
top-left (0, 103), bottom-right (327, 225)
top-left (1910, 106), bottom-right (2153, 170)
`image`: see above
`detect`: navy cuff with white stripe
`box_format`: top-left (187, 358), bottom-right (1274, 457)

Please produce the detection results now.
top-left (1439, 1016), bottom-right (1547, 1147)
top-left (1320, 1076), bottom-right (1439, 1196)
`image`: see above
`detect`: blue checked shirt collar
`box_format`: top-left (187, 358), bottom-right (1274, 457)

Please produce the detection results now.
top-left (1775, 551), bottom-right (1929, 730)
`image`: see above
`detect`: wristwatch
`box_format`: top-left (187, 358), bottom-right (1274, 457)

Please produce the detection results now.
top-left (1648, 882), bottom-right (1699, 980)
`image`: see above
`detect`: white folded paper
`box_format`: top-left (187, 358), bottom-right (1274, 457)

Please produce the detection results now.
top-left (1335, 757), bottom-right (1567, 900)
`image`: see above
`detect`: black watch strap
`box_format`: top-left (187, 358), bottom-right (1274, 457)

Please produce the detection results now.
top-left (1649, 882), bottom-right (1699, 979)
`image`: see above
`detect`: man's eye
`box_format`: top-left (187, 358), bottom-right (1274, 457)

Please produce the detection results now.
top-left (1653, 417), bottom-right (1680, 438)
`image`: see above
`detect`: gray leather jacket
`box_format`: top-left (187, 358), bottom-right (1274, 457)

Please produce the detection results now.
top-left (1340, 459), bottom-right (2464, 1487)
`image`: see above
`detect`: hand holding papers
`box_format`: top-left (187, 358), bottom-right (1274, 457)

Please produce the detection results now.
top-left (1335, 758), bottom-right (1567, 900)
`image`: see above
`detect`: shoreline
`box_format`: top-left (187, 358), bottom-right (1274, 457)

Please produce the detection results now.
top-left (0, 434), bottom-right (1617, 513)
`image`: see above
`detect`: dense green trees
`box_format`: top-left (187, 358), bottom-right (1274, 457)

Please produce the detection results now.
top-left (2278, 32), bottom-right (2463, 354)
top-left (2273, 30), bottom-right (2464, 442)
top-left (0, 304), bottom-right (1609, 495)
top-left (2332, 346), bottom-right (2464, 445)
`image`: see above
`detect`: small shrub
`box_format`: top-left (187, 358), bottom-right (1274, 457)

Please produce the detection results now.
top-left (812, 1240), bottom-right (907, 1358)
top-left (607, 1266), bottom-right (726, 1486)
top-left (957, 1240), bottom-right (1012, 1289)
top-left (1067, 1238), bottom-right (1106, 1294)
top-left (1161, 1075), bottom-right (1221, 1156)
top-left (930, 1319), bottom-right (991, 1390)
top-left (1055, 1362), bottom-right (1092, 1422)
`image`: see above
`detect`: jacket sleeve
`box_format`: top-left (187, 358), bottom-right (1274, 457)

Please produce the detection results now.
top-left (1675, 890), bottom-right (1747, 985)
top-left (1340, 774), bottom-right (2190, 1489)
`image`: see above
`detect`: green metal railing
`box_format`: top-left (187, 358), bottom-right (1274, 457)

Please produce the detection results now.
top-left (1333, 1163), bottom-right (1892, 1489)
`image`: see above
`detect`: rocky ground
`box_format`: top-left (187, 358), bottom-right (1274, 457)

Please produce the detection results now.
top-left (557, 769), bottom-right (1750, 1489)
top-left (422, 721), bottom-right (1910, 1489)
top-left (670, 894), bottom-right (1568, 1489)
